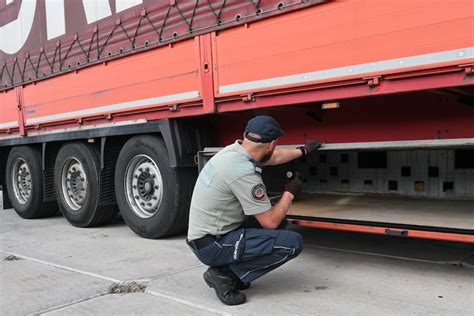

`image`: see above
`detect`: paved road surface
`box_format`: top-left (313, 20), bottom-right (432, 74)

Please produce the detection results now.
top-left (1, 191), bottom-right (473, 315)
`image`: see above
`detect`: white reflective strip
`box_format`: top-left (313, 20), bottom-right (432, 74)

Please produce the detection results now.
top-left (0, 119), bottom-right (148, 140)
top-left (0, 121), bottom-right (18, 129)
top-left (26, 119), bottom-right (147, 136)
top-left (274, 245), bottom-right (293, 252)
top-left (0, 119), bottom-right (147, 140)
top-left (219, 46), bottom-right (474, 94)
top-left (25, 91), bottom-right (199, 125)
top-left (233, 233), bottom-right (244, 260)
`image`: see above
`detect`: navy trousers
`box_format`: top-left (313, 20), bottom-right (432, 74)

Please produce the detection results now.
top-left (188, 218), bottom-right (303, 283)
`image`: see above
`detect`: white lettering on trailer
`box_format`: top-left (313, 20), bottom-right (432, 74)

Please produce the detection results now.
top-left (82, 0), bottom-right (112, 24)
top-left (45, 0), bottom-right (65, 40)
top-left (0, 0), bottom-right (143, 54)
top-left (116, 0), bottom-right (143, 13)
top-left (48, 0), bottom-right (143, 40)
top-left (80, 0), bottom-right (143, 26)
top-left (0, 1), bottom-right (36, 54)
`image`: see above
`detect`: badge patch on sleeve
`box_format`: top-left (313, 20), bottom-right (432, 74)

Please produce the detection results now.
top-left (251, 184), bottom-right (267, 201)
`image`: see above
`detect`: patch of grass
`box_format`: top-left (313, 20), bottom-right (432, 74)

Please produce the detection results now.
top-left (108, 281), bottom-right (147, 294)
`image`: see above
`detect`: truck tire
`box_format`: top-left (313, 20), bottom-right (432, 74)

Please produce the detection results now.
top-left (5, 146), bottom-right (57, 218)
top-left (54, 142), bottom-right (117, 227)
top-left (114, 135), bottom-right (196, 239)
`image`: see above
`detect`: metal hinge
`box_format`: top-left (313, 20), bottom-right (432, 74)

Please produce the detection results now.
top-left (364, 76), bottom-right (380, 87)
top-left (169, 104), bottom-right (180, 112)
top-left (464, 66), bottom-right (474, 76)
top-left (242, 93), bottom-right (255, 103)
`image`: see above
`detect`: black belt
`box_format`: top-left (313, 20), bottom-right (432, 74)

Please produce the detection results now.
top-left (188, 234), bottom-right (216, 250)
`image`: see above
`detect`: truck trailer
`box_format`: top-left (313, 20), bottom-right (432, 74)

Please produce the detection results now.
top-left (1, 0), bottom-right (473, 242)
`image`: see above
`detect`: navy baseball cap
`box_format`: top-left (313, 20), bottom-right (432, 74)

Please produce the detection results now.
top-left (245, 115), bottom-right (284, 143)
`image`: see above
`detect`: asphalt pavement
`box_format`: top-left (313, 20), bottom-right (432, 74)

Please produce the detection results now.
top-left (1, 191), bottom-right (473, 315)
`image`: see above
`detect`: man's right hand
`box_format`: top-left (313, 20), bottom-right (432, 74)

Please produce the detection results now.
top-left (304, 140), bottom-right (322, 155)
top-left (284, 172), bottom-right (303, 198)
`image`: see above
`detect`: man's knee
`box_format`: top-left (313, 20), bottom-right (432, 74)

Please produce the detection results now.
top-left (291, 232), bottom-right (304, 257)
top-left (278, 231), bottom-right (303, 257)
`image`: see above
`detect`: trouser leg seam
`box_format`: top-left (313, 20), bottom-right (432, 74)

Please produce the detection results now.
top-left (239, 255), bottom-right (289, 281)
top-left (273, 245), bottom-right (295, 255)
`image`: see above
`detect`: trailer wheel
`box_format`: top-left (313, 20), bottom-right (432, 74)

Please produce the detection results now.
top-left (5, 146), bottom-right (57, 218)
top-left (54, 142), bottom-right (117, 227)
top-left (114, 135), bottom-right (196, 238)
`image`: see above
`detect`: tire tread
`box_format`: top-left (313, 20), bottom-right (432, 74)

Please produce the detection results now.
top-left (114, 135), bottom-right (197, 239)
top-left (55, 142), bottom-right (117, 228)
top-left (6, 146), bottom-right (57, 219)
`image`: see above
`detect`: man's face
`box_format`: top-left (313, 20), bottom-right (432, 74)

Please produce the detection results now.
top-left (260, 140), bottom-right (277, 163)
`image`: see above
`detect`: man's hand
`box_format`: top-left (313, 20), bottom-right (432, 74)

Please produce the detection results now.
top-left (297, 140), bottom-right (321, 162)
top-left (304, 140), bottom-right (321, 155)
top-left (284, 172), bottom-right (303, 198)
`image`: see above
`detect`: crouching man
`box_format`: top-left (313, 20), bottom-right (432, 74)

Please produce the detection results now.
top-left (186, 115), bottom-right (320, 305)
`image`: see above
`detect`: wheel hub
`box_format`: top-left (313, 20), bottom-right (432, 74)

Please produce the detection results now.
top-left (61, 158), bottom-right (87, 211)
top-left (125, 155), bottom-right (163, 218)
top-left (141, 179), bottom-right (154, 195)
top-left (12, 159), bottom-right (32, 205)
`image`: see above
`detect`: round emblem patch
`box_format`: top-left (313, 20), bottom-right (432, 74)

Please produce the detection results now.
top-left (252, 184), bottom-right (266, 201)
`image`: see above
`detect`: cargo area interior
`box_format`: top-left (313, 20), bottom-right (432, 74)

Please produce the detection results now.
top-left (198, 89), bottom-right (474, 235)
top-left (263, 148), bottom-right (474, 233)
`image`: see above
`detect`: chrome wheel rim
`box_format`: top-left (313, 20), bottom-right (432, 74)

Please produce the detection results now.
top-left (12, 158), bottom-right (32, 204)
top-left (61, 158), bottom-right (87, 211)
top-left (124, 154), bottom-right (164, 218)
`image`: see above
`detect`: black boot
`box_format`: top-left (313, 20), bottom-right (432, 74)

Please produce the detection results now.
top-left (234, 278), bottom-right (251, 291)
top-left (218, 266), bottom-right (251, 290)
top-left (203, 267), bottom-right (246, 305)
